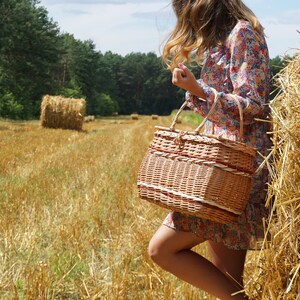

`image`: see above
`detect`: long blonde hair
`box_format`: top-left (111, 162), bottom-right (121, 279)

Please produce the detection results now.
top-left (163, 0), bottom-right (264, 69)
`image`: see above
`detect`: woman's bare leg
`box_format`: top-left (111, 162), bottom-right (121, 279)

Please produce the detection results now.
top-left (207, 240), bottom-right (247, 286)
top-left (148, 225), bottom-right (248, 300)
top-left (207, 241), bottom-right (247, 300)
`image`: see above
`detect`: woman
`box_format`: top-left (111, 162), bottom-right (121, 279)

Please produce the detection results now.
top-left (148, 1), bottom-right (271, 299)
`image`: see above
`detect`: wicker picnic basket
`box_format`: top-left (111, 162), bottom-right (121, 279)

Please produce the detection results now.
top-left (137, 91), bottom-right (257, 224)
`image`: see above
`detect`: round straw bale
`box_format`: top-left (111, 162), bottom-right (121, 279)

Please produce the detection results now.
top-left (176, 117), bottom-right (182, 124)
top-left (246, 54), bottom-right (300, 299)
top-left (131, 113), bottom-right (139, 120)
top-left (40, 95), bottom-right (86, 131)
top-left (84, 115), bottom-right (95, 122)
top-left (84, 116), bottom-right (90, 122)
top-left (151, 114), bottom-right (159, 120)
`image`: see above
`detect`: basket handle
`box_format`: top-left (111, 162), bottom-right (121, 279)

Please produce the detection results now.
top-left (170, 89), bottom-right (244, 141)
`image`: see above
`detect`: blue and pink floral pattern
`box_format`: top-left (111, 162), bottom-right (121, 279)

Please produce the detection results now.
top-left (163, 20), bottom-right (272, 250)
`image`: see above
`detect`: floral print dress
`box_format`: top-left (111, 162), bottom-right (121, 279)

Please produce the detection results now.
top-left (163, 20), bottom-right (272, 250)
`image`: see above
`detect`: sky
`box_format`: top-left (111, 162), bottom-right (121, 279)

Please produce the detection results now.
top-left (39, 0), bottom-right (300, 59)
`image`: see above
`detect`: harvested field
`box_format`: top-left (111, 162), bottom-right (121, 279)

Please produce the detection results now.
top-left (1, 92), bottom-right (298, 299)
top-left (0, 116), bottom-right (210, 299)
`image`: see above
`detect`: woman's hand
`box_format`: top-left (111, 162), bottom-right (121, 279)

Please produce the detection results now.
top-left (172, 63), bottom-right (206, 100)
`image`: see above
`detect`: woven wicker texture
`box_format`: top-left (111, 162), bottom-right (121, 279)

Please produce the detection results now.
top-left (137, 129), bottom-right (255, 224)
top-left (137, 92), bottom-right (257, 224)
top-left (151, 129), bottom-right (255, 174)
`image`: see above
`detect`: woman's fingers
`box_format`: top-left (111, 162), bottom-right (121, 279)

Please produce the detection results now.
top-left (178, 63), bottom-right (188, 72)
top-left (172, 67), bottom-right (186, 85)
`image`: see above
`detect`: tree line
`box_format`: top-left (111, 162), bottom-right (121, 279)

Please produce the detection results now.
top-left (0, 0), bottom-right (290, 120)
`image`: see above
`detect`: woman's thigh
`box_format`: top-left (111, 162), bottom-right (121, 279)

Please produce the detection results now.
top-left (148, 225), bottom-right (206, 258)
top-left (207, 240), bottom-right (247, 285)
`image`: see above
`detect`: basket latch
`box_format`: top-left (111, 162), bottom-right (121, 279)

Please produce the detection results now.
top-left (173, 131), bottom-right (187, 150)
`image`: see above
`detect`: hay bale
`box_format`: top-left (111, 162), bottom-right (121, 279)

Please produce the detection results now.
top-left (246, 54), bottom-right (300, 299)
top-left (112, 112), bottom-right (118, 116)
top-left (176, 117), bottom-right (182, 124)
top-left (84, 116), bottom-right (90, 123)
top-left (151, 114), bottom-right (159, 120)
top-left (40, 95), bottom-right (86, 131)
top-left (84, 115), bottom-right (95, 122)
top-left (131, 113), bottom-right (139, 120)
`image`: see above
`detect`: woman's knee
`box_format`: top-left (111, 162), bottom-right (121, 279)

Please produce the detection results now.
top-left (148, 225), bottom-right (203, 267)
top-left (148, 226), bottom-right (181, 267)
top-left (148, 234), bottom-right (170, 266)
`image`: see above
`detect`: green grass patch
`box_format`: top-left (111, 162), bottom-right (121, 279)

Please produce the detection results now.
top-left (170, 109), bottom-right (203, 126)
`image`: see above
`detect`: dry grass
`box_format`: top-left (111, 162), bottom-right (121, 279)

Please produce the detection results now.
top-left (0, 116), bottom-right (210, 299)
